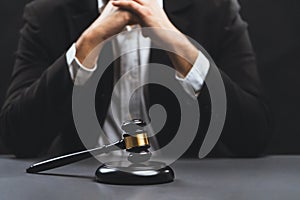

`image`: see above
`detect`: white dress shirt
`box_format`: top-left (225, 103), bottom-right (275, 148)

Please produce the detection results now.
top-left (66, 0), bottom-right (210, 153)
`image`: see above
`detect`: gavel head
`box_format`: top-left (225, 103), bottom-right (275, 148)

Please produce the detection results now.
top-left (121, 119), bottom-right (152, 163)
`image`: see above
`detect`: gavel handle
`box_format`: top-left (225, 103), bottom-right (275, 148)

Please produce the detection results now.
top-left (26, 140), bottom-right (125, 173)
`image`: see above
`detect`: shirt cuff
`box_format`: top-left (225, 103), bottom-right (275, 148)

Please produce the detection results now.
top-left (176, 50), bottom-right (210, 96)
top-left (66, 43), bottom-right (97, 85)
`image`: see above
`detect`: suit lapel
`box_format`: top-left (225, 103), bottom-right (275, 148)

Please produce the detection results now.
top-left (67, 0), bottom-right (99, 43)
top-left (164, 0), bottom-right (193, 13)
top-left (164, 0), bottom-right (193, 32)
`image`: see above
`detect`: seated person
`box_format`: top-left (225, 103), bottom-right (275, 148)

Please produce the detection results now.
top-left (0, 0), bottom-right (270, 158)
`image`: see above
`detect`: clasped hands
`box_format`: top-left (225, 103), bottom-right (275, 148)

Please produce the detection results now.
top-left (76, 0), bottom-right (198, 77)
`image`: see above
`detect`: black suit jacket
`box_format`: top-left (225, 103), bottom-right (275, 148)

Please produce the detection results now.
top-left (0, 0), bottom-right (270, 158)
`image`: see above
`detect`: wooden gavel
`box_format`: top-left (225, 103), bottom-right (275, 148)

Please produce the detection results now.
top-left (26, 119), bottom-right (152, 173)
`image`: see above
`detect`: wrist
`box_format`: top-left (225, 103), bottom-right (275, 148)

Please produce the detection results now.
top-left (75, 32), bottom-right (104, 69)
top-left (166, 32), bottom-right (199, 76)
top-left (76, 31), bottom-right (105, 66)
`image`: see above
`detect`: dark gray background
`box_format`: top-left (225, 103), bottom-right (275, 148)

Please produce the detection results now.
top-left (0, 0), bottom-right (299, 154)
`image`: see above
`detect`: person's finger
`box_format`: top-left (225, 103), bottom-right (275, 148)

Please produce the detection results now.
top-left (131, 0), bottom-right (146, 6)
top-left (128, 13), bottom-right (140, 25)
top-left (112, 1), bottom-right (149, 19)
top-left (112, 0), bottom-right (146, 6)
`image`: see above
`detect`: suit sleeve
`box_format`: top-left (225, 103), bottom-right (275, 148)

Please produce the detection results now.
top-left (0, 4), bottom-right (74, 157)
top-left (198, 0), bottom-right (271, 157)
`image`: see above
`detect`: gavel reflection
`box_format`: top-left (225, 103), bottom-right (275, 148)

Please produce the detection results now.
top-left (26, 119), bottom-right (151, 173)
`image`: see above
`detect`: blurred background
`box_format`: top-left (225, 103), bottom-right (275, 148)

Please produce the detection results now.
top-left (0, 0), bottom-right (299, 154)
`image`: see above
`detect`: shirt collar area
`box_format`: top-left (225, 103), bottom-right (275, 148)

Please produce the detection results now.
top-left (97, 0), bottom-right (163, 11)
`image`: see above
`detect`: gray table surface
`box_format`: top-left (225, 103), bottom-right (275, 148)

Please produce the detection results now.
top-left (0, 155), bottom-right (299, 200)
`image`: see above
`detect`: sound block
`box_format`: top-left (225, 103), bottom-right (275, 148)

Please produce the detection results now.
top-left (95, 161), bottom-right (175, 185)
